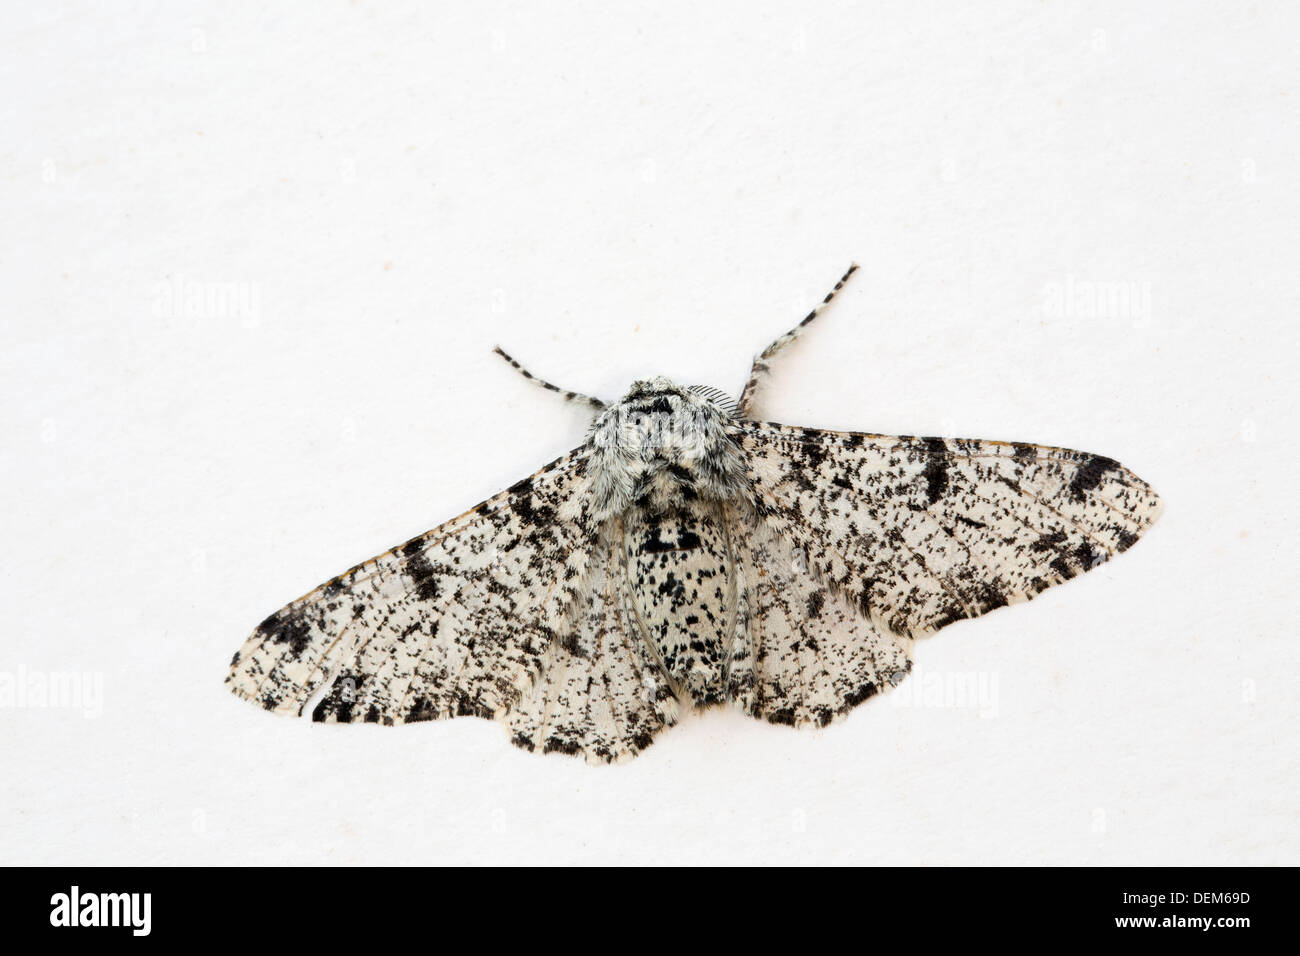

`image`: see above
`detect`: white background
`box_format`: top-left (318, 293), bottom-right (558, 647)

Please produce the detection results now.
top-left (3, 1), bottom-right (1297, 866)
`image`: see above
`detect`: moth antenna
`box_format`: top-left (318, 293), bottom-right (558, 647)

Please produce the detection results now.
top-left (493, 345), bottom-right (607, 410)
top-left (736, 263), bottom-right (859, 418)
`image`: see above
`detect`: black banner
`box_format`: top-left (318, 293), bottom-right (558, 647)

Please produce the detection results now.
top-left (6, 866), bottom-right (1286, 942)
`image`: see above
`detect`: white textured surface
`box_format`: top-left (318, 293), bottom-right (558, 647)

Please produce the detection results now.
top-left (2, 0), bottom-right (1296, 864)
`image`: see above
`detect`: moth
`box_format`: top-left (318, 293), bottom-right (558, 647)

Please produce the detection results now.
top-left (227, 265), bottom-right (1162, 763)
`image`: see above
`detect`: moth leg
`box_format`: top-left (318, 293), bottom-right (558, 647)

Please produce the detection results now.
top-left (736, 263), bottom-right (859, 417)
top-left (493, 345), bottom-right (607, 410)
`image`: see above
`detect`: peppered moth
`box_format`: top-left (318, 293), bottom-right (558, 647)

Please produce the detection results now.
top-left (226, 265), bottom-right (1162, 762)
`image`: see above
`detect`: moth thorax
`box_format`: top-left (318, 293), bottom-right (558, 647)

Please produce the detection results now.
top-left (634, 461), bottom-right (701, 514)
top-left (587, 384), bottom-right (750, 521)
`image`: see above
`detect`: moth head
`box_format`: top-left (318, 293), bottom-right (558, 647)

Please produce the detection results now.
top-left (600, 378), bottom-right (739, 415)
top-left (597, 378), bottom-right (738, 437)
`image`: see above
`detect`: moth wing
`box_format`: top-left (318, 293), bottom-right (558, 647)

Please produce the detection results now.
top-left (725, 508), bottom-right (914, 727)
top-left (226, 448), bottom-right (598, 724)
top-left (503, 536), bottom-right (680, 763)
top-left (736, 422), bottom-right (1162, 639)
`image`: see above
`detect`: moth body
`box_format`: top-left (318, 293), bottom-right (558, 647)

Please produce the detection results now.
top-left (588, 379), bottom-right (752, 707)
